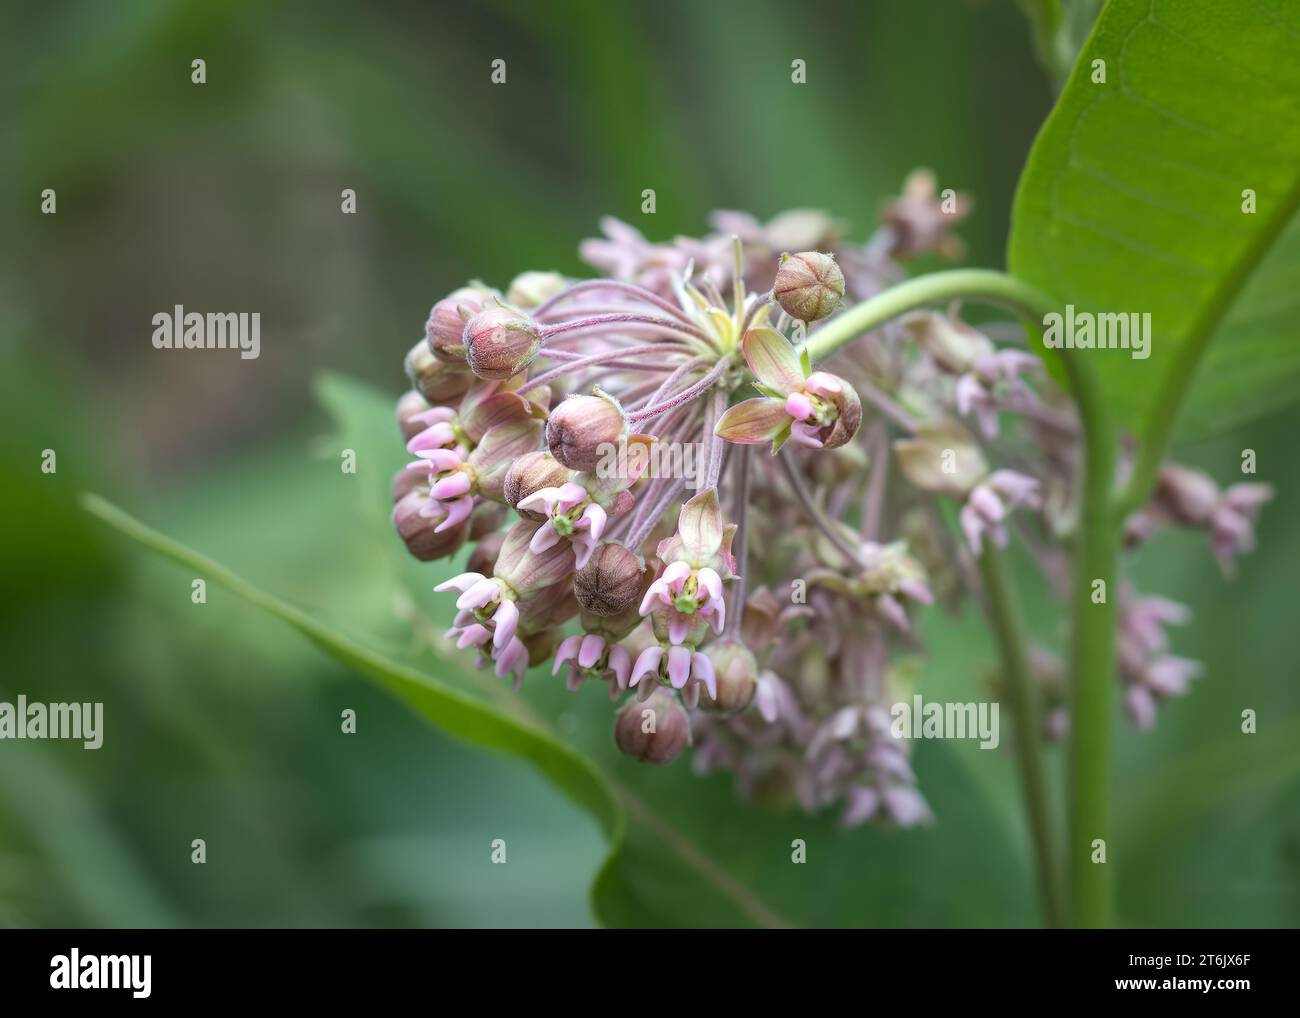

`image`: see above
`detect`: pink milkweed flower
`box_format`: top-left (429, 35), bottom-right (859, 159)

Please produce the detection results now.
top-left (1125, 656), bottom-right (1202, 730)
top-left (959, 469), bottom-right (1042, 554)
top-left (406, 446), bottom-right (477, 534)
top-left (552, 633), bottom-right (632, 697)
top-left (954, 349), bottom-right (1042, 439)
top-left (405, 409), bottom-right (477, 533)
top-left (640, 560), bottom-right (726, 645)
top-left (1128, 463), bottom-right (1274, 577)
top-left (714, 326), bottom-right (861, 453)
top-left (435, 571), bottom-right (528, 687)
top-left (516, 481), bottom-right (608, 570)
top-left (755, 670), bottom-right (802, 726)
top-left (627, 642), bottom-right (717, 709)
top-left (1209, 482), bottom-right (1273, 578)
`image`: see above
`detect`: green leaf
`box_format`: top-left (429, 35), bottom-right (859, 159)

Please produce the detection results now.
top-left (79, 493), bottom-right (629, 917)
top-left (1009, 0), bottom-right (1300, 444)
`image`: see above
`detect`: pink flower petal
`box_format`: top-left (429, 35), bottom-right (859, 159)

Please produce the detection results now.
top-left (430, 471), bottom-right (472, 501)
top-left (435, 571), bottom-right (485, 594)
top-left (578, 634), bottom-right (605, 669)
top-left (553, 635), bottom-right (582, 674)
top-left (714, 398), bottom-right (791, 445)
top-left (742, 326), bottom-right (804, 392)
top-left (491, 598), bottom-right (519, 650)
top-left (666, 646), bottom-right (692, 688)
top-left (691, 651), bottom-right (717, 700)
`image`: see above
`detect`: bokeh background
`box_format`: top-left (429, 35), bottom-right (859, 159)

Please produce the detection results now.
top-left (3, 0), bottom-right (1296, 927)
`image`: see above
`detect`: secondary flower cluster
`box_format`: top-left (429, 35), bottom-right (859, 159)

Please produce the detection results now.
top-left (391, 172), bottom-right (1272, 828)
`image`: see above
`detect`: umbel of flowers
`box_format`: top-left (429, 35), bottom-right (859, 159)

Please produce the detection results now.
top-left (391, 173), bottom-right (1272, 829)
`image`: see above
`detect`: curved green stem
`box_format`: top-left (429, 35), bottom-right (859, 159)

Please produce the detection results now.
top-left (809, 268), bottom-right (1118, 928)
top-left (978, 545), bottom-right (1066, 928)
top-left (804, 269), bottom-right (1061, 364)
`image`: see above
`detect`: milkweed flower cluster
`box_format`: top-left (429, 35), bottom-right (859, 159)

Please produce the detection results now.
top-left (391, 171), bottom-right (1271, 828)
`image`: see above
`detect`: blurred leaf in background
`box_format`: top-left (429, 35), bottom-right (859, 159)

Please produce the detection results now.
top-left (3, 0), bottom-right (1297, 928)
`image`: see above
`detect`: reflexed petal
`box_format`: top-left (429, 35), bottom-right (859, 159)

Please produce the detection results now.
top-left (787, 421), bottom-right (824, 448)
top-left (630, 646), bottom-right (663, 687)
top-left (456, 576), bottom-right (500, 611)
top-left (529, 522), bottom-right (562, 553)
top-left (435, 494), bottom-right (475, 533)
top-left (666, 646), bottom-right (692, 688)
top-left (714, 398), bottom-right (790, 445)
top-left (491, 598), bottom-right (519, 650)
top-left (580, 503), bottom-right (607, 540)
top-left (608, 645), bottom-right (632, 689)
top-left (552, 634), bottom-right (583, 674)
top-left (696, 567), bottom-right (723, 602)
top-left (431, 471), bottom-right (473, 500)
top-left (578, 634), bottom-right (605, 669)
top-left (690, 651), bottom-right (717, 700)
top-left (742, 326), bottom-right (804, 392)
top-left (435, 571), bottom-right (484, 594)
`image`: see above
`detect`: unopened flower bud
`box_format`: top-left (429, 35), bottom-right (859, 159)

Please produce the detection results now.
top-left (466, 528), bottom-right (507, 577)
top-left (468, 501), bottom-right (507, 541)
top-left (467, 420), bottom-right (545, 503)
top-left (773, 251), bottom-right (844, 322)
top-left (504, 450), bottom-right (572, 521)
top-left (1152, 464), bottom-right (1220, 525)
top-left (506, 271), bottom-right (567, 308)
top-left (391, 464), bottom-right (424, 502)
top-left (427, 286), bottom-right (489, 362)
top-left (894, 422), bottom-right (988, 498)
top-left (698, 639), bottom-right (758, 714)
top-left (574, 542), bottom-right (645, 616)
top-left (614, 688), bottom-right (690, 764)
top-left (546, 392), bottom-right (626, 472)
top-left (392, 489), bottom-right (467, 561)
top-left (396, 389), bottom-right (433, 440)
top-left (522, 627), bottom-right (561, 667)
top-left (464, 303), bottom-right (543, 380)
top-left (902, 311), bottom-right (993, 375)
top-left (494, 520), bottom-right (577, 597)
top-left (405, 339), bottom-right (473, 403)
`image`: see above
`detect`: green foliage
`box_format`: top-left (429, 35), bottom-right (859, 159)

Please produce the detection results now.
top-left (1010, 0), bottom-right (1300, 442)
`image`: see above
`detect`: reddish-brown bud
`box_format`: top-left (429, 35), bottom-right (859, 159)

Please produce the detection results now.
top-left (463, 304), bottom-right (543, 380)
top-left (391, 490), bottom-right (467, 561)
top-left (396, 389), bottom-right (433, 441)
top-left (573, 542), bottom-right (645, 617)
top-left (405, 339), bottom-right (472, 403)
top-left (427, 286), bottom-right (489, 362)
top-left (503, 450), bottom-right (572, 521)
top-left (773, 251), bottom-right (844, 322)
top-left (391, 465), bottom-right (424, 502)
top-left (614, 688), bottom-right (690, 765)
top-left (546, 393), bottom-right (626, 472)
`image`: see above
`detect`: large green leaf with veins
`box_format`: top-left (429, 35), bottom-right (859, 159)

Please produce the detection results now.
top-left (1009, 0), bottom-right (1300, 446)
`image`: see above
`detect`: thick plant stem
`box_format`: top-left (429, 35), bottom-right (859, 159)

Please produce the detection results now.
top-left (809, 268), bottom-right (1118, 928)
top-left (978, 546), bottom-right (1065, 929)
top-left (1057, 354), bottom-right (1117, 929)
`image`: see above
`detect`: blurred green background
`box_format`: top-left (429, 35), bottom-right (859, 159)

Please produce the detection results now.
top-left (2, 0), bottom-right (1296, 927)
